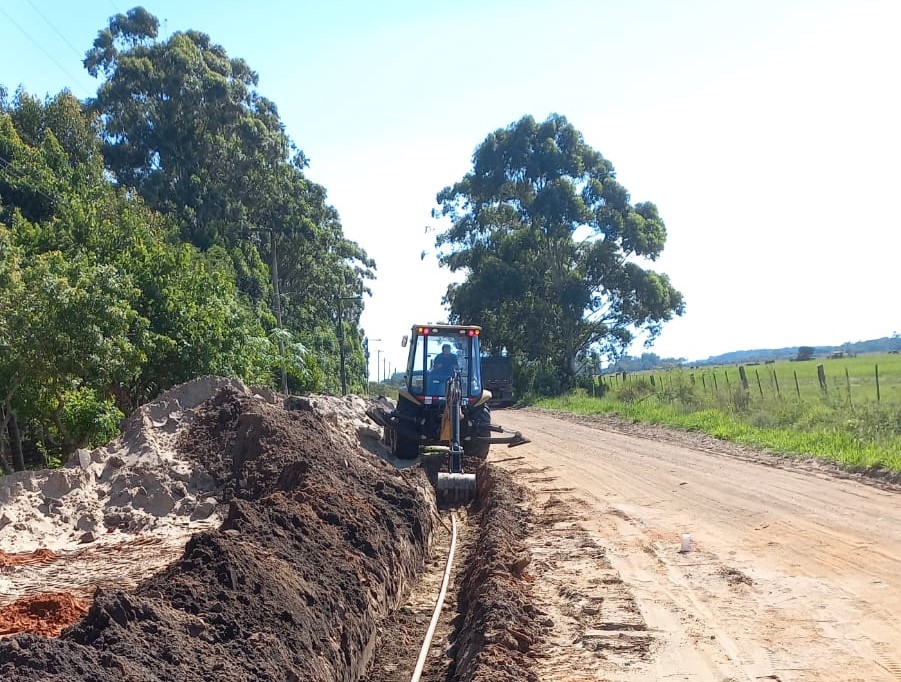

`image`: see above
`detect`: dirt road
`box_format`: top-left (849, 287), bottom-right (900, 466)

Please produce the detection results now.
top-left (492, 408), bottom-right (901, 682)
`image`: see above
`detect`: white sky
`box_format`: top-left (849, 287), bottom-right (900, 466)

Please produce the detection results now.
top-left (2, 0), bottom-right (899, 377)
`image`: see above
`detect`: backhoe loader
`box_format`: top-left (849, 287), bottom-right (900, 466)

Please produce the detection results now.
top-left (366, 324), bottom-right (529, 504)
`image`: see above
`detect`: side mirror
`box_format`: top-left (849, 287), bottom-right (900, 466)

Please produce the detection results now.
top-left (401, 335), bottom-right (408, 347)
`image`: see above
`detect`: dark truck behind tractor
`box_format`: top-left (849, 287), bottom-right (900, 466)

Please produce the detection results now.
top-left (481, 356), bottom-right (514, 408)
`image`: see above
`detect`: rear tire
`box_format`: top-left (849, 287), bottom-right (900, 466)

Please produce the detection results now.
top-left (464, 404), bottom-right (491, 459)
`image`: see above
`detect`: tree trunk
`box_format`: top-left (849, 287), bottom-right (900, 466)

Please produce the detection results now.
top-left (8, 410), bottom-right (25, 471)
top-left (0, 438), bottom-right (13, 475)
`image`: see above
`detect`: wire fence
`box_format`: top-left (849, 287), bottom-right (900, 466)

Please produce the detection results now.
top-left (598, 356), bottom-right (901, 407)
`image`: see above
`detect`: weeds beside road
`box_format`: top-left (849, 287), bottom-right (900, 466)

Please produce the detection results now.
top-left (537, 356), bottom-right (901, 474)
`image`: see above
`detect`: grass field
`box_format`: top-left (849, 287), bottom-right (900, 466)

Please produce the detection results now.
top-left (537, 353), bottom-right (901, 474)
top-left (605, 353), bottom-right (901, 405)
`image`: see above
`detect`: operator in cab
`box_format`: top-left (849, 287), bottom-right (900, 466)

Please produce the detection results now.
top-left (431, 343), bottom-right (459, 384)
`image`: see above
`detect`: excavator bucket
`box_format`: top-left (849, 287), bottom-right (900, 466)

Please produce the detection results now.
top-left (436, 471), bottom-right (477, 505)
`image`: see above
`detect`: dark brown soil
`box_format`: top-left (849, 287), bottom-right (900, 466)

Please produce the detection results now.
top-left (0, 389), bottom-right (436, 681)
top-left (453, 465), bottom-right (541, 682)
top-left (362, 463), bottom-right (542, 682)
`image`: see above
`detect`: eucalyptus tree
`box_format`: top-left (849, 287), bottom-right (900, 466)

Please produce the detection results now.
top-left (83, 8), bottom-right (375, 392)
top-left (435, 114), bottom-right (684, 391)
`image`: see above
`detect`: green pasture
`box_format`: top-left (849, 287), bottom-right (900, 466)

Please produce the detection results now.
top-left (609, 353), bottom-right (901, 405)
top-left (537, 353), bottom-right (901, 474)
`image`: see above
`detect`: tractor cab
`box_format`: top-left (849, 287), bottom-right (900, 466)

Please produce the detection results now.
top-left (404, 324), bottom-right (483, 402)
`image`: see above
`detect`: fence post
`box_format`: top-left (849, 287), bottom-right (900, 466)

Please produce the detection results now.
top-left (738, 365), bottom-right (749, 391)
top-left (875, 364), bottom-right (881, 403)
top-left (755, 369), bottom-right (763, 397)
top-left (712, 372), bottom-right (718, 391)
top-left (772, 369), bottom-right (781, 398)
top-left (793, 370), bottom-right (801, 402)
top-left (701, 374), bottom-right (706, 390)
top-left (817, 364), bottom-right (827, 393)
top-left (844, 367), bottom-right (852, 406)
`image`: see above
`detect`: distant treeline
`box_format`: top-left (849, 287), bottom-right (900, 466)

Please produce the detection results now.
top-left (693, 336), bottom-right (901, 367)
top-left (606, 336), bottom-right (901, 373)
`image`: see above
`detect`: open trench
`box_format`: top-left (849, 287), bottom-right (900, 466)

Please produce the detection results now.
top-left (361, 462), bottom-right (540, 682)
top-left (0, 388), bottom-right (542, 682)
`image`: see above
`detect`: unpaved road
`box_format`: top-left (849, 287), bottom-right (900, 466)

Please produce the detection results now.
top-left (492, 408), bottom-right (901, 682)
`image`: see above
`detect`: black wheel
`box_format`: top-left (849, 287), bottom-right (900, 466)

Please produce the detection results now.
top-left (386, 425), bottom-right (419, 459)
top-left (463, 404), bottom-right (491, 459)
top-left (389, 399), bottom-right (421, 459)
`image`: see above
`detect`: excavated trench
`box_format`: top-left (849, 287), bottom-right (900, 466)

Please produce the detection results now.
top-left (0, 388), bottom-right (541, 681)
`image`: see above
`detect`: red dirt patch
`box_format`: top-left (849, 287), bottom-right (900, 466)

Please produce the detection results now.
top-left (0, 549), bottom-right (59, 568)
top-left (0, 593), bottom-right (88, 638)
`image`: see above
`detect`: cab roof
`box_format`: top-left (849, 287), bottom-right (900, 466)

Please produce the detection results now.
top-left (411, 324), bottom-right (481, 333)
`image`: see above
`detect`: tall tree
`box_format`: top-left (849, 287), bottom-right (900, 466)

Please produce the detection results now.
top-left (84, 7), bottom-right (286, 249)
top-left (83, 8), bottom-right (375, 393)
top-left (435, 114), bottom-right (684, 391)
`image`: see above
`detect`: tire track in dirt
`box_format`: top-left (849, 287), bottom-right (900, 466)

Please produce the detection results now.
top-left (493, 408), bottom-right (901, 681)
top-left (504, 463), bottom-right (652, 681)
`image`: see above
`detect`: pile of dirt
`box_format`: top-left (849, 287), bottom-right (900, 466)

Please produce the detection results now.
top-left (0, 376), bottom-right (253, 554)
top-left (453, 465), bottom-right (542, 682)
top-left (0, 388), bottom-right (436, 681)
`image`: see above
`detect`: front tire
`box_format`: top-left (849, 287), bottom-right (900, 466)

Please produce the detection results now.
top-left (388, 398), bottom-right (421, 459)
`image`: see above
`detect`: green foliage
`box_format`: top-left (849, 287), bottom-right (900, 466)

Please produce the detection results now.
top-left (434, 114), bottom-right (683, 392)
top-left (0, 92), bottom-right (280, 467)
top-left (58, 386), bottom-right (124, 450)
top-left (1, 10), bottom-right (384, 468)
top-left (796, 346), bottom-right (815, 361)
top-left (82, 8), bottom-right (375, 397)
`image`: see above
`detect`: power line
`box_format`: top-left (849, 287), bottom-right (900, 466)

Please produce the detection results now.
top-left (0, 155), bottom-right (60, 205)
top-left (0, 5), bottom-right (93, 94)
top-left (25, 0), bottom-right (85, 61)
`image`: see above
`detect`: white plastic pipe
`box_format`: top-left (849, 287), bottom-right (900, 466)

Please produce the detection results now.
top-left (410, 511), bottom-right (458, 682)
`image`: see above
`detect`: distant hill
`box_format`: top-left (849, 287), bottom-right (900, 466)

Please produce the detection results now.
top-left (692, 336), bottom-right (901, 366)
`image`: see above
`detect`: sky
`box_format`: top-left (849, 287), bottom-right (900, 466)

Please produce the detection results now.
top-left (2, 0), bottom-right (900, 378)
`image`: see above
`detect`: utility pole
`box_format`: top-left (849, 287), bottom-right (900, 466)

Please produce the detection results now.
top-left (336, 285), bottom-right (363, 396)
top-left (269, 230), bottom-right (288, 394)
top-left (368, 339), bottom-right (382, 384)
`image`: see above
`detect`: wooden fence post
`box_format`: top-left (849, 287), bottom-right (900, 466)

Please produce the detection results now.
top-left (738, 365), bottom-right (749, 391)
top-left (772, 370), bottom-right (781, 398)
top-left (844, 367), bottom-right (852, 406)
top-left (793, 371), bottom-right (801, 402)
top-left (817, 364), bottom-right (827, 393)
top-left (875, 364), bottom-right (880, 403)
top-left (755, 369), bottom-right (763, 397)
top-left (712, 372), bottom-right (718, 391)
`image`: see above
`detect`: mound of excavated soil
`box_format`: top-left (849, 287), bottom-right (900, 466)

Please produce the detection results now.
top-left (0, 388), bottom-right (436, 681)
top-left (454, 465), bottom-right (541, 682)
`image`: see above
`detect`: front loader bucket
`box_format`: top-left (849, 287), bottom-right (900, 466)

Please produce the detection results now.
top-left (436, 472), bottom-right (477, 505)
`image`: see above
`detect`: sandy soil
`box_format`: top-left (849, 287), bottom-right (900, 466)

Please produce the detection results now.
top-left (491, 407), bottom-right (901, 682)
